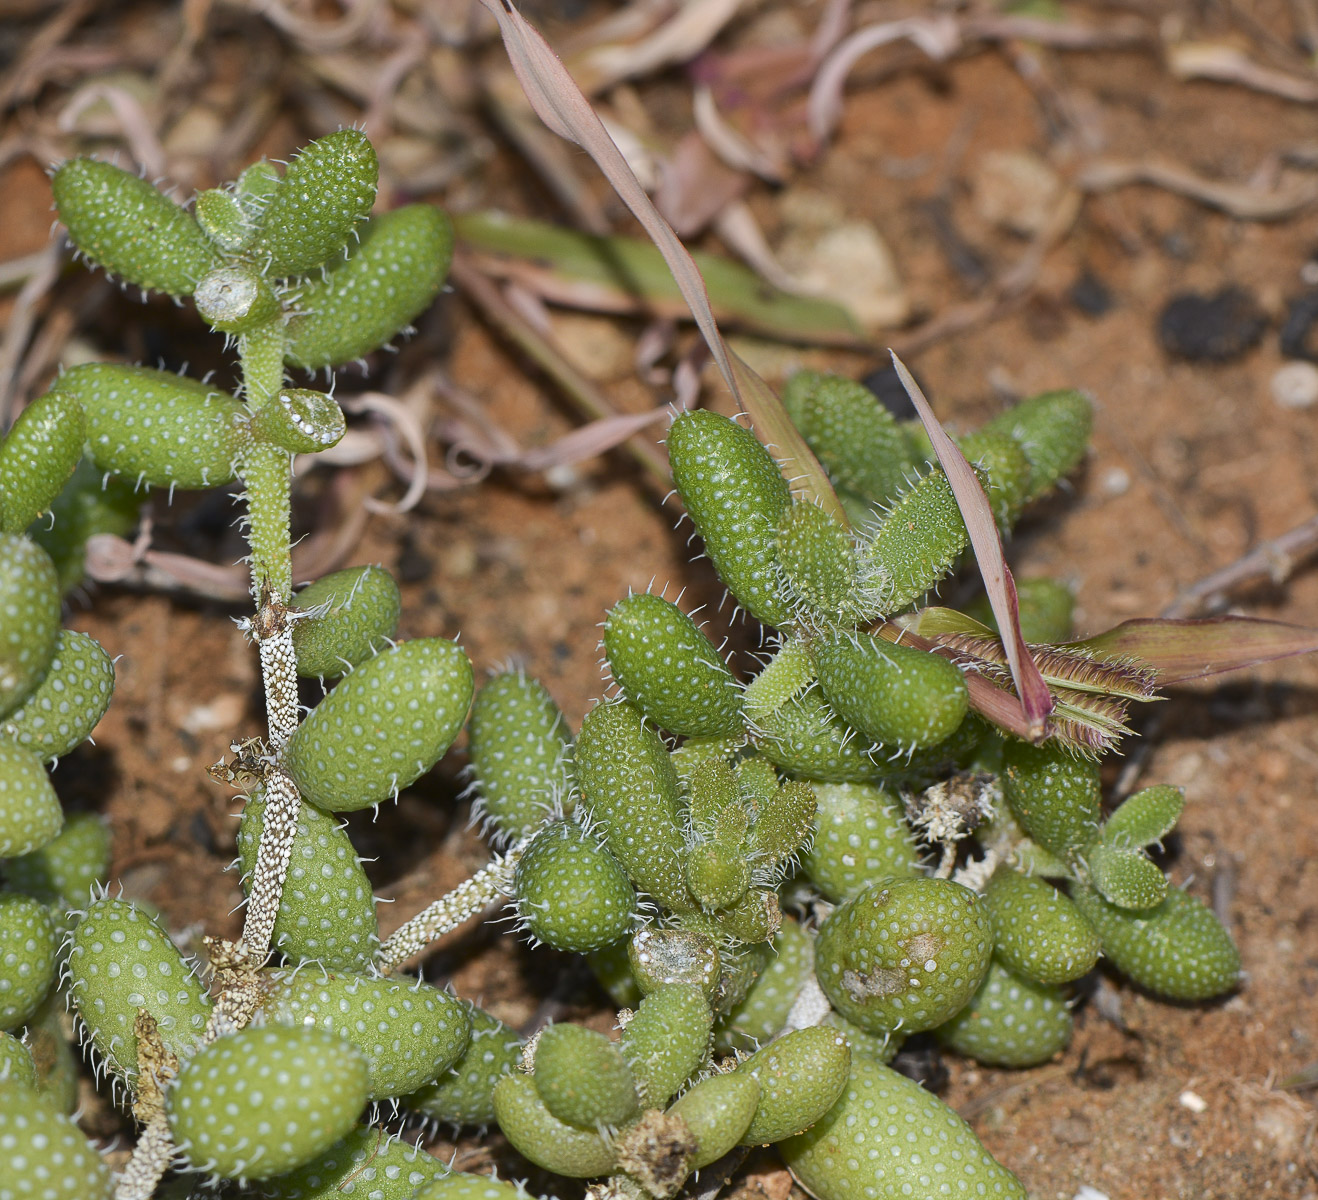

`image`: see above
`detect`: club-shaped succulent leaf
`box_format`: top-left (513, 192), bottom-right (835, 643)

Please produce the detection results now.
top-left (815, 876), bottom-right (993, 1035)
top-left (492, 1072), bottom-right (617, 1177)
top-left (284, 205), bottom-right (453, 369)
top-left (254, 970), bottom-right (471, 1101)
top-left (1101, 784), bottom-right (1185, 849)
top-left (861, 469), bottom-right (968, 614)
top-left (666, 410), bottom-right (793, 627)
top-left (734, 1025), bottom-right (851, 1145)
top-left (194, 187), bottom-right (254, 252)
top-left (956, 429), bottom-right (1032, 530)
top-left (0, 391), bottom-right (85, 535)
top-left (290, 565), bottom-right (400, 680)
top-left (781, 371), bottom-right (915, 508)
top-left (1001, 740), bottom-right (1102, 862)
top-left (983, 867), bottom-right (1100, 986)
top-left (513, 820), bottom-right (637, 952)
top-left (983, 389), bottom-right (1092, 502)
top-left (1071, 882), bottom-right (1240, 1001)
top-left (667, 1070), bottom-right (761, 1167)
top-left (814, 633), bottom-right (969, 751)
top-left (754, 687), bottom-right (886, 784)
top-left (780, 1056), bottom-right (1028, 1200)
top-left (532, 1023), bottom-right (638, 1129)
top-left (52, 157), bottom-right (220, 296)
top-left (801, 782), bottom-right (918, 903)
top-left (603, 593), bottom-right (743, 738)
top-left (935, 958), bottom-right (1073, 1067)
top-left (5, 812), bottom-right (111, 921)
top-left (285, 637), bottom-right (473, 811)
top-left (717, 917), bottom-right (812, 1052)
top-left (403, 1002), bottom-right (521, 1128)
top-left (260, 1124), bottom-right (447, 1200)
top-left (0, 740), bottom-right (63, 859)
top-left (620, 984), bottom-right (713, 1109)
top-left (250, 389), bottom-right (347, 456)
top-left (1083, 842), bottom-right (1168, 910)
top-left (0, 894), bottom-right (59, 1031)
top-left (60, 364), bottom-right (249, 490)
top-left (237, 793), bottom-right (380, 971)
top-left (250, 129), bottom-right (379, 278)
top-left (193, 264), bottom-right (282, 334)
top-left (628, 927), bottom-right (721, 1001)
top-left (24, 991), bottom-right (79, 1113)
top-left (685, 839), bottom-right (751, 911)
top-left (66, 897), bottom-right (211, 1086)
top-left (0, 533), bottom-right (61, 722)
top-left (574, 701), bottom-right (692, 912)
top-left (166, 1025), bottom-right (369, 1180)
top-left (469, 671), bottom-right (574, 841)
top-left (412, 1175), bottom-right (533, 1200)
top-left (0, 1083), bottom-right (113, 1200)
top-left (774, 501), bottom-right (863, 625)
top-left (1, 630), bottom-right (114, 762)
top-left (0, 1030), bottom-right (36, 1089)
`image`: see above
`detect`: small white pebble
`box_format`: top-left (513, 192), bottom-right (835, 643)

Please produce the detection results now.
top-left (1100, 466), bottom-right (1131, 496)
top-left (1270, 361), bottom-right (1318, 410)
top-left (1073, 1188), bottom-right (1110, 1200)
top-left (1179, 1089), bottom-right (1208, 1113)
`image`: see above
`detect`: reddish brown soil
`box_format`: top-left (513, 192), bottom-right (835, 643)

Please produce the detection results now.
top-left (3, 3), bottom-right (1317, 1198)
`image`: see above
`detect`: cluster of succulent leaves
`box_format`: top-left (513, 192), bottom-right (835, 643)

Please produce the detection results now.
top-left (0, 131), bottom-right (1242, 1200)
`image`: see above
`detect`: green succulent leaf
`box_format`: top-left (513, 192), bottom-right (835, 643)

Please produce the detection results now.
top-left (52, 158), bottom-right (220, 296)
top-left (801, 781), bottom-right (919, 903)
top-left (514, 820), bottom-right (637, 952)
top-left (735, 1025), bottom-right (851, 1145)
top-left (603, 592), bottom-right (743, 738)
top-left (290, 564), bottom-right (400, 679)
top-left (1102, 784), bottom-right (1185, 849)
top-left (285, 637), bottom-right (473, 811)
top-left (237, 793), bottom-right (380, 971)
top-left (194, 264), bottom-right (282, 334)
top-left (815, 876), bottom-right (993, 1035)
top-left (983, 389), bottom-right (1093, 503)
top-left (0, 1084), bottom-right (113, 1199)
top-left (0, 893), bottom-right (58, 1031)
top-left (1071, 882), bottom-right (1240, 1001)
top-left (781, 371), bottom-right (915, 508)
top-left (492, 1072), bottom-right (617, 1177)
top-left (781, 1056), bottom-right (1028, 1200)
top-left (861, 468), bottom-right (968, 614)
top-left (254, 969), bottom-right (471, 1101)
top-left (403, 1001), bottom-right (521, 1128)
top-left (814, 632), bottom-right (969, 751)
top-left (666, 409), bottom-right (793, 627)
top-left (1001, 739), bottom-right (1102, 861)
top-left (0, 391), bottom-right (85, 534)
top-left (1, 629), bottom-right (115, 762)
top-left (66, 897), bottom-right (211, 1087)
top-left (251, 129), bottom-right (379, 278)
top-left (667, 1070), bottom-right (760, 1168)
top-left (284, 205), bottom-right (453, 369)
top-left (716, 917), bottom-right (813, 1052)
top-left (60, 363), bottom-right (249, 490)
top-left (620, 983), bottom-right (713, 1109)
top-left (167, 1025), bottom-right (369, 1180)
top-left (574, 700), bottom-right (692, 912)
top-left (983, 867), bottom-right (1100, 986)
top-left (774, 501), bottom-right (863, 625)
top-left (251, 388), bottom-right (347, 455)
top-left (1084, 842), bottom-right (1169, 910)
top-left (4, 811), bottom-right (111, 914)
top-left (532, 1023), bottom-right (638, 1129)
top-left (469, 670), bottom-right (574, 841)
top-left (0, 739), bottom-right (63, 859)
top-left (259, 1125), bottom-right (446, 1200)
top-left (936, 957), bottom-right (1073, 1068)
top-left (0, 533), bottom-right (61, 721)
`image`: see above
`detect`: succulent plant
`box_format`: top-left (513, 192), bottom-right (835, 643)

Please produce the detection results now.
top-left (1, 128), bottom-right (1279, 1200)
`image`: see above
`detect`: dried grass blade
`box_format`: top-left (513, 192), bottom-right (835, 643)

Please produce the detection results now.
top-left (473, 0), bottom-right (846, 524)
top-left (890, 352), bottom-right (1053, 738)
